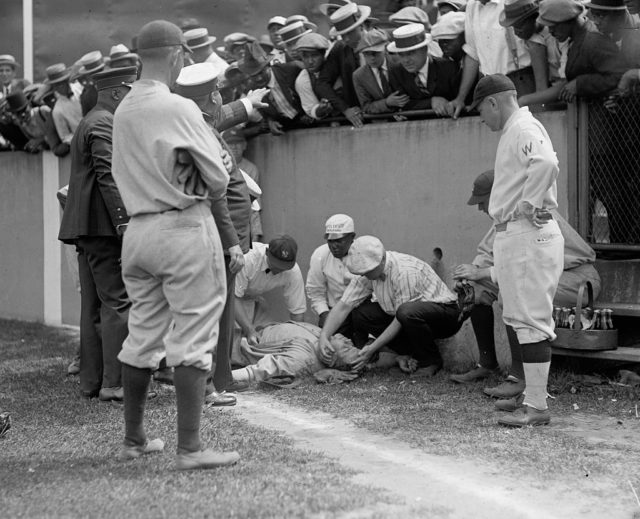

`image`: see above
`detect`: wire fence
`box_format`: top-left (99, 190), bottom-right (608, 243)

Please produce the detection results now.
top-left (584, 95), bottom-right (640, 248)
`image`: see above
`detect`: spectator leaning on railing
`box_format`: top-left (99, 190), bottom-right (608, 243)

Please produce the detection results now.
top-left (45, 63), bottom-right (83, 146)
top-left (294, 33), bottom-right (335, 120)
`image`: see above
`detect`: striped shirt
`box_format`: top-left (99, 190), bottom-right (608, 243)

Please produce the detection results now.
top-left (341, 251), bottom-right (456, 315)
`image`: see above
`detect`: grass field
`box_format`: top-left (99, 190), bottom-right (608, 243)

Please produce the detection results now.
top-left (0, 320), bottom-right (392, 518)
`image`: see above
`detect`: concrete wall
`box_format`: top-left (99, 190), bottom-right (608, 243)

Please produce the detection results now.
top-left (0, 110), bottom-right (570, 368)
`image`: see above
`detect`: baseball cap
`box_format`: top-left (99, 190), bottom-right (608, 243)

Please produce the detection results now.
top-left (324, 214), bottom-right (355, 240)
top-left (137, 20), bottom-right (192, 53)
top-left (470, 74), bottom-right (516, 110)
top-left (345, 236), bottom-right (385, 275)
top-left (467, 170), bottom-right (494, 205)
top-left (267, 235), bottom-right (298, 271)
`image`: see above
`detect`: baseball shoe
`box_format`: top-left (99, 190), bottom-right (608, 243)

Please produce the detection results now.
top-left (494, 393), bottom-right (525, 412)
top-left (498, 406), bottom-right (550, 427)
top-left (483, 376), bottom-right (525, 398)
top-left (119, 438), bottom-right (165, 460)
top-left (175, 449), bottom-right (240, 470)
top-left (205, 391), bottom-right (237, 407)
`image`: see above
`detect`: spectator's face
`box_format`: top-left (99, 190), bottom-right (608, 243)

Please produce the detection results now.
top-left (547, 21), bottom-right (573, 42)
top-left (299, 49), bottom-right (325, 73)
top-left (362, 50), bottom-right (385, 68)
top-left (398, 47), bottom-right (428, 73)
top-left (268, 25), bottom-right (285, 49)
top-left (248, 67), bottom-right (271, 89)
top-left (231, 44), bottom-right (247, 62)
top-left (589, 9), bottom-right (624, 34)
top-left (477, 96), bottom-right (501, 132)
top-left (625, 0), bottom-right (640, 15)
top-left (342, 26), bottom-right (364, 49)
top-left (0, 64), bottom-right (16, 86)
top-left (437, 36), bottom-right (463, 60)
top-left (226, 140), bottom-right (246, 162)
top-left (285, 41), bottom-right (301, 60)
top-left (326, 234), bottom-right (355, 259)
top-left (513, 14), bottom-right (538, 41)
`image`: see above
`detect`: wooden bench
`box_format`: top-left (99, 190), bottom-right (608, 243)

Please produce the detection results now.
top-left (551, 259), bottom-right (640, 363)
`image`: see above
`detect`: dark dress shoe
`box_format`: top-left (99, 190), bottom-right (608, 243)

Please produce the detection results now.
top-left (494, 394), bottom-right (524, 412)
top-left (450, 365), bottom-right (496, 384)
top-left (205, 391), bottom-right (237, 407)
top-left (483, 377), bottom-right (525, 398)
top-left (225, 379), bottom-right (250, 393)
top-left (498, 406), bottom-right (550, 427)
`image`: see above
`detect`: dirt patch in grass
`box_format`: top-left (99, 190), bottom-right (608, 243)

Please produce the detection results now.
top-left (0, 320), bottom-right (392, 519)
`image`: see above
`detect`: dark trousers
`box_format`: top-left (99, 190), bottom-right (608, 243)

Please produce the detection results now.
top-left (352, 300), bottom-right (461, 367)
top-left (212, 257), bottom-right (235, 391)
top-left (76, 236), bottom-right (130, 392)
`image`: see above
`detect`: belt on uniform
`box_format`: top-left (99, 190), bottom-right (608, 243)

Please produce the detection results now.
top-left (495, 215), bottom-right (553, 232)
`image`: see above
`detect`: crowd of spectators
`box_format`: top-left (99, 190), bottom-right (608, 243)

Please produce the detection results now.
top-left (1, 0), bottom-right (639, 149)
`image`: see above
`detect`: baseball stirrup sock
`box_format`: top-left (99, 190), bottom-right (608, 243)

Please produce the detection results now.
top-left (174, 365), bottom-right (207, 453)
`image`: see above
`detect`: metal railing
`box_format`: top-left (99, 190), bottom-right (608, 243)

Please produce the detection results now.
top-left (577, 96), bottom-right (640, 253)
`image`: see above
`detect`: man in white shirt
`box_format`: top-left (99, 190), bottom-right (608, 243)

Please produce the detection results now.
top-left (306, 214), bottom-right (359, 335)
top-left (462, 74), bottom-right (564, 427)
top-left (448, 0), bottom-right (532, 118)
top-left (44, 63), bottom-right (83, 145)
top-left (184, 27), bottom-right (230, 74)
top-left (235, 235), bottom-right (307, 346)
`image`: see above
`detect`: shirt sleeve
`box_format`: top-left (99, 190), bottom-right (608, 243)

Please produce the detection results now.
top-left (306, 247), bottom-right (330, 315)
top-left (516, 125), bottom-right (559, 215)
top-left (295, 71), bottom-right (322, 119)
top-left (52, 106), bottom-right (73, 144)
top-left (462, 5), bottom-right (478, 62)
top-left (284, 264), bottom-right (308, 314)
top-left (472, 227), bottom-right (495, 269)
top-left (340, 276), bottom-right (373, 308)
top-left (235, 251), bottom-right (255, 298)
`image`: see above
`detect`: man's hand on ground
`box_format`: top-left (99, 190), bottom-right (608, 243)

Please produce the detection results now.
top-left (397, 355), bottom-right (418, 373)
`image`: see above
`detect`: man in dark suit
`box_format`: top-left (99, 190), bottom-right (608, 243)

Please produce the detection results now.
top-left (315, 2), bottom-right (372, 127)
top-left (0, 54), bottom-right (31, 150)
top-left (387, 23), bottom-right (461, 114)
top-left (58, 67), bottom-right (137, 401)
top-left (353, 29), bottom-right (409, 113)
top-left (174, 62), bottom-right (269, 401)
top-left (238, 41), bottom-right (304, 135)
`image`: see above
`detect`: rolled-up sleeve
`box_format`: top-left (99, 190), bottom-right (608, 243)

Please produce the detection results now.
top-left (340, 276), bottom-right (373, 309)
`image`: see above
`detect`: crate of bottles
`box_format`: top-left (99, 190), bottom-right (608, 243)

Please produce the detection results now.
top-left (552, 281), bottom-right (618, 351)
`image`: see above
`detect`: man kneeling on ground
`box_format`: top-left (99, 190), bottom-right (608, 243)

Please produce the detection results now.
top-left (319, 235), bottom-right (463, 375)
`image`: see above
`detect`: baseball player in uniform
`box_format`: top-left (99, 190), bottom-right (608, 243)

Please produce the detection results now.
top-left (462, 74), bottom-right (564, 427)
top-left (111, 20), bottom-right (239, 469)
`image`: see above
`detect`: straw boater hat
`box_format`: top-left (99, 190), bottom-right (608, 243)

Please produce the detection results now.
top-left (184, 27), bottom-right (217, 50)
top-left (330, 2), bottom-right (372, 35)
top-left (284, 14), bottom-right (318, 31)
top-left (44, 63), bottom-right (71, 85)
top-left (278, 21), bottom-right (313, 45)
top-left (585, 0), bottom-right (627, 10)
top-left (108, 44), bottom-right (139, 66)
top-left (388, 23), bottom-right (433, 53)
top-left (499, 0), bottom-right (540, 27)
top-left (0, 55), bottom-right (19, 69)
top-left (319, 0), bottom-right (353, 17)
top-left (77, 51), bottom-right (106, 76)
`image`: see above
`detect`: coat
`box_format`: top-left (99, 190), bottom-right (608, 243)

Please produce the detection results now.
top-left (352, 59), bottom-right (395, 114)
top-left (315, 40), bottom-right (360, 113)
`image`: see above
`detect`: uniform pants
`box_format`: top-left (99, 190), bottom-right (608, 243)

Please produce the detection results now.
top-left (494, 219), bottom-right (564, 344)
top-left (212, 257), bottom-right (235, 391)
top-left (119, 203), bottom-right (226, 371)
top-left (351, 300), bottom-right (461, 367)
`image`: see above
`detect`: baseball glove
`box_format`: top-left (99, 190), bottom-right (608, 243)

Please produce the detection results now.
top-left (454, 281), bottom-right (475, 323)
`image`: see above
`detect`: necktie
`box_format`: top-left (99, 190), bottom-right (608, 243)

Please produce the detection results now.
top-left (378, 67), bottom-right (390, 95)
top-left (414, 73), bottom-right (430, 97)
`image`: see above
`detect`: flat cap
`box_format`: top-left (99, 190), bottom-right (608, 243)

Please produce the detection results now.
top-left (294, 32), bottom-right (331, 51)
top-left (537, 0), bottom-right (584, 25)
top-left (174, 62), bottom-right (225, 98)
top-left (431, 11), bottom-right (466, 40)
top-left (346, 236), bottom-right (385, 275)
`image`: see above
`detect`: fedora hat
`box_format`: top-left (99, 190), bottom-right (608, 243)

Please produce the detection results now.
top-left (355, 28), bottom-right (389, 53)
top-left (5, 91), bottom-right (29, 112)
top-left (0, 54), bottom-right (19, 69)
top-left (184, 27), bottom-right (217, 50)
top-left (499, 0), bottom-right (540, 27)
top-left (278, 21), bottom-right (313, 45)
top-left (44, 63), bottom-right (71, 85)
top-left (237, 42), bottom-right (270, 76)
top-left (78, 51), bottom-right (106, 76)
top-left (108, 44), bottom-right (138, 65)
top-left (388, 23), bottom-right (432, 53)
top-left (585, 0), bottom-right (627, 10)
top-left (330, 3), bottom-right (372, 35)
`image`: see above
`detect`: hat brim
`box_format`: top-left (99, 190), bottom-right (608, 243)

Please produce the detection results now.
top-left (78, 63), bottom-right (106, 77)
top-left (0, 60), bottom-right (19, 68)
top-left (387, 38), bottom-right (430, 53)
top-left (499, 7), bottom-right (539, 27)
top-left (109, 53), bottom-right (139, 63)
top-left (357, 41), bottom-right (388, 53)
top-left (188, 35), bottom-right (217, 49)
top-left (282, 28), bottom-right (313, 45)
top-left (266, 250), bottom-right (296, 271)
top-left (467, 193), bottom-right (490, 205)
top-left (585, 1), bottom-right (628, 10)
top-left (333, 6), bottom-right (372, 35)
top-left (325, 232), bottom-right (351, 240)
top-left (44, 71), bottom-right (72, 85)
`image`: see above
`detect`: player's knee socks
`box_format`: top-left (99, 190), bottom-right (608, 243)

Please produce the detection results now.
top-left (521, 340), bottom-right (552, 410)
top-left (122, 363), bottom-right (151, 446)
top-left (470, 304), bottom-right (498, 369)
top-left (506, 326), bottom-right (525, 380)
top-left (174, 365), bottom-right (207, 454)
